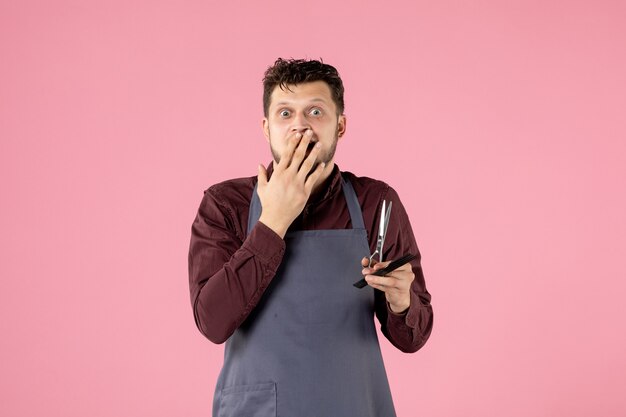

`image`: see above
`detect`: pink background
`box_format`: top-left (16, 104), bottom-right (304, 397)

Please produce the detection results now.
top-left (2, 1), bottom-right (625, 416)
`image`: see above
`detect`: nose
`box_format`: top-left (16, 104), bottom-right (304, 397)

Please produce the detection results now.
top-left (290, 112), bottom-right (311, 133)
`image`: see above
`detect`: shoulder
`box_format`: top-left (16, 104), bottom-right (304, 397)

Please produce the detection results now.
top-left (341, 170), bottom-right (397, 202)
top-left (205, 176), bottom-right (255, 202)
top-left (200, 175), bottom-right (256, 218)
top-left (341, 169), bottom-right (408, 225)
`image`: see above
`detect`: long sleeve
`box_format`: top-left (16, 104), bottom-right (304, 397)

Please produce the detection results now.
top-left (373, 186), bottom-right (434, 353)
top-left (188, 186), bottom-right (285, 344)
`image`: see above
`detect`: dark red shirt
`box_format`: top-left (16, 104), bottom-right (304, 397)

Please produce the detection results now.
top-left (188, 164), bottom-right (433, 353)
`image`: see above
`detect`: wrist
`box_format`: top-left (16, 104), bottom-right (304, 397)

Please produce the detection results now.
top-left (388, 300), bottom-right (410, 315)
top-left (258, 215), bottom-right (289, 239)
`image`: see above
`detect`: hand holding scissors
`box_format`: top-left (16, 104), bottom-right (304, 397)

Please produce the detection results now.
top-left (353, 200), bottom-right (415, 313)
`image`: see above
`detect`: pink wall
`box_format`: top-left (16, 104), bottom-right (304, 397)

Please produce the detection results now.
top-left (2, 1), bottom-right (625, 416)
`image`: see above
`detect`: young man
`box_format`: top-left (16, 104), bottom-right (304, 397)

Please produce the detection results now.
top-left (188, 58), bottom-right (433, 417)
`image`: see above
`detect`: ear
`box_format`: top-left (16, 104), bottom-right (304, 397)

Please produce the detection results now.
top-left (337, 114), bottom-right (347, 140)
top-left (262, 117), bottom-right (270, 142)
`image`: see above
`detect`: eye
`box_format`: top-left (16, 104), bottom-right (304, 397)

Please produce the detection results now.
top-left (309, 108), bottom-right (322, 116)
top-left (279, 109), bottom-right (291, 118)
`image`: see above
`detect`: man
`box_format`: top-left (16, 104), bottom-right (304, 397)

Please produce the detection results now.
top-left (188, 58), bottom-right (433, 417)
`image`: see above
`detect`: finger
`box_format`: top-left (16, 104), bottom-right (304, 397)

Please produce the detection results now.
top-left (289, 129), bottom-right (312, 172)
top-left (361, 257), bottom-right (373, 274)
top-left (389, 271), bottom-right (415, 289)
top-left (367, 274), bottom-right (406, 291)
top-left (380, 273), bottom-right (413, 295)
top-left (276, 131), bottom-right (302, 171)
top-left (362, 258), bottom-right (388, 275)
top-left (365, 275), bottom-right (393, 289)
top-left (367, 283), bottom-right (387, 292)
top-left (372, 260), bottom-right (391, 271)
top-left (394, 261), bottom-right (413, 272)
top-left (363, 268), bottom-right (404, 286)
top-left (257, 164), bottom-right (268, 187)
top-left (365, 274), bottom-right (385, 286)
top-left (297, 142), bottom-right (321, 181)
top-left (303, 161), bottom-right (325, 193)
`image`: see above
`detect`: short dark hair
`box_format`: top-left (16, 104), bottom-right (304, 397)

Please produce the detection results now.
top-left (262, 58), bottom-right (345, 117)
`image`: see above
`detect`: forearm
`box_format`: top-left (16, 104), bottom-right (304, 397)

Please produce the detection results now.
top-left (374, 186), bottom-right (434, 352)
top-left (190, 221), bottom-right (285, 344)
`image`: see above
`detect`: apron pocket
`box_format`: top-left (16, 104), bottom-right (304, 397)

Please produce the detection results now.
top-left (218, 382), bottom-right (276, 417)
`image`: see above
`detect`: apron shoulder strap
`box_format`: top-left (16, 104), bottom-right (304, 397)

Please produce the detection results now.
top-left (340, 175), bottom-right (366, 230)
top-left (248, 182), bottom-right (262, 236)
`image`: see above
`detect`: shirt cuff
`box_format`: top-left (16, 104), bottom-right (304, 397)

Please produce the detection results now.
top-left (242, 221), bottom-right (286, 267)
top-left (387, 290), bottom-right (424, 330)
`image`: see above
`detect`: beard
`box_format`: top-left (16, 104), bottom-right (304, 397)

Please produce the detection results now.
top-left (269, 128), bottom-right (339, 169)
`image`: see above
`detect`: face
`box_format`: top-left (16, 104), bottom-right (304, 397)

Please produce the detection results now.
top-left (263, 80), bottom-right (346, 167)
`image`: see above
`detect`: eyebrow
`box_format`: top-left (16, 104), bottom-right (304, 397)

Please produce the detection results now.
top-left (273, 98), bottom-right (329, 107)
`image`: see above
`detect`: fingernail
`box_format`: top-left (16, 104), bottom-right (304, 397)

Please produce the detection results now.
top-left (306, 129), bottom-right (313, 136)
top-left (315, 142), bottom-right (321, 148)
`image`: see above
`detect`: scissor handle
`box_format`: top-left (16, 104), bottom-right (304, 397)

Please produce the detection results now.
top-left (368, 251), bottom-right (379, 268)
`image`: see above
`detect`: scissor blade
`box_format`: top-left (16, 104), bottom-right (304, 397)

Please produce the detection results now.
top-left (378, 200), bottom-right (386, 239)
top-left (383, 201), bottom-right (392, 237)
top-left (385, 201), bottom-right (393, 236)
top-left (379, 201), bottom-right (392, 261)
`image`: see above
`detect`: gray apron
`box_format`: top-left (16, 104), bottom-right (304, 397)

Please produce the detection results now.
top-left (212, 176), bottom-right (396, 417)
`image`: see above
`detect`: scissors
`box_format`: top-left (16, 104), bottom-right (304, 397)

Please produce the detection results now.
top-left (368, 200), bottom-right (392, 267)
top-left (354, 200), bottom-right (416, 289)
